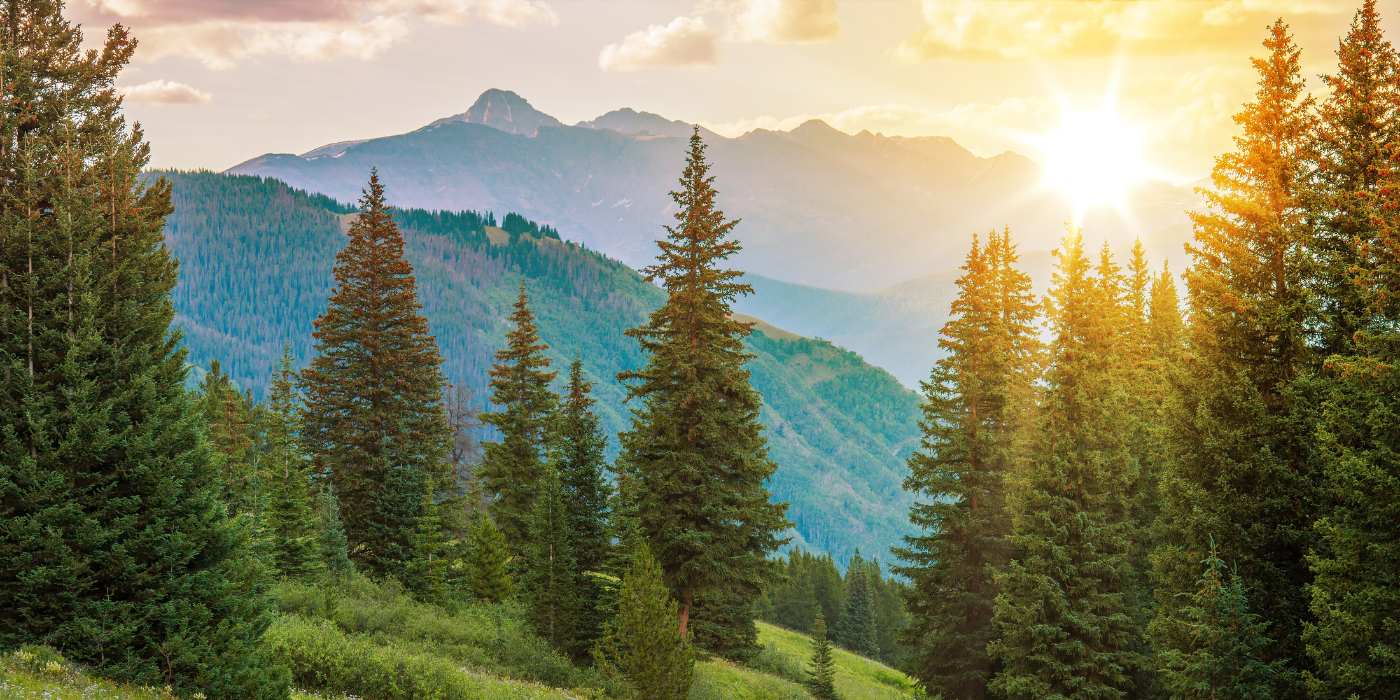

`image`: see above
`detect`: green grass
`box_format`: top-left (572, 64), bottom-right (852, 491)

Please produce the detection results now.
top-left (748, 622), bottom-right (920, 700)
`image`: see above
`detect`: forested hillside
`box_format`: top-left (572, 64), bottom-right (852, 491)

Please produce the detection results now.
top-left (159, 169), bottom-right (919, 565)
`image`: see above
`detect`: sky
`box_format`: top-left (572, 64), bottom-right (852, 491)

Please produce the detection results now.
top-left (67, 0), bottom-right (1395, 184)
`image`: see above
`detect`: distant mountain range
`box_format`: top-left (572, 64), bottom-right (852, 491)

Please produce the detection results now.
top-left (226, 88), bottom-right (1204, 387)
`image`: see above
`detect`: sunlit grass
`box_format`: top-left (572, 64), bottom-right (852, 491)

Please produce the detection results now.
top-left (755, 621), bottom-right (920, 700)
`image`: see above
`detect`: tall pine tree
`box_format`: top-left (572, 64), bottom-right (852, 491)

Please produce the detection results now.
top-left (989, 226), bottom-right (1144, 700)
top-left (894, 229), bottom-right (1041, 700)
top-left (552, 357), bottom-right (613, 651)
top-left (522, 466), bottom-right (578, 649)
top-left (261, 348), bottom-right (318, 580)
top-left (1155, 22), bottom-right (1318, 699)
top-left (479, 284), bottom-right (557, 551)
top-left (616, 128), bottom-right (790, 658)
top-left (300, 169), bottom-right (452, 578)
top-left (0, 3), bottom-right (284, 696)
top-left (838, 552), bottom-right (879, 659)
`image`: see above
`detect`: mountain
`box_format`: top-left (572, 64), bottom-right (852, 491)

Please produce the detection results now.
top-left (159, 169), bottom-right (920, 567)
top-left (228, 89), bottom-right (1200, 292)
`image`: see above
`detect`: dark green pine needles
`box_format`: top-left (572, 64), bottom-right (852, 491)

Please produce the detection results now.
top-left (595, 544), bottom-right (695, 700)
top-left (808, 611), bottom-right (840, 700)
top-left (479, 284), bottom-right (558, 552)
top-left (523, 466), bottom-right (579, 649)
top-left (300, 169), bottom-right (452, 579)
top-left (0, 3), bottom-right (284, 697)
top-left (261, 348), bottom-right (319, 580)
top-left (553, 358), bottom-right (614, 652)
top-left (616, 128), bottom-right (791, 658)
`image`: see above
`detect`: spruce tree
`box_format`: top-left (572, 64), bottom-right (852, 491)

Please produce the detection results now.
top-left (300, 169), bottom-right (452, 577)
top-left (838, 554), bottom-right (879, 659)
top-left (893, 229), bottom-right (1040, 700)
top-left (406, 476), bottom-right (449, 602)
top-left (466, 511), bottom-right (514, 603)
top-left (523, 466), bottom-right (578, 649)
top-left (616, 128), bottom-right (791, 657)
top-left (1155, 22), bottom-right (1319, 698)
top-left (316, 486), bottom-right (354, 580)
top-left (0, 4), bottom-right (284, 697)
top-left (1308, 0), bottom-right (1398, 356)
top-left (479, 284), bottom-right (558, 550)
top-left (552, 357), bottom-right (613, 650)
top-left (594, 543), bottom-right (696, 700)
top-left (261, 348), bottom-right (319, 580)
top-left (989, 226), bottom-right (1143, 700)
top-left (808, 611), bottom-right (841, 700)
top-left (1159, 540), bottom-right (1287, 700)
top-left (200, 359), bottom-right (259, 517)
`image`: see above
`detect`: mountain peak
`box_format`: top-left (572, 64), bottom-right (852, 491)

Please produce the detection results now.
top-left (423, 88), bottom-right (563, 136)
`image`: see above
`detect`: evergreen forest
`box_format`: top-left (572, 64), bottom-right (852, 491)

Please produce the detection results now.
top-left (2, 2), bottom-right (1399, 700)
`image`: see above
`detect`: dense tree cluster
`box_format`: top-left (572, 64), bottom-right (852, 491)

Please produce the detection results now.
top-left (896, 10), bottom-right (1400, 700)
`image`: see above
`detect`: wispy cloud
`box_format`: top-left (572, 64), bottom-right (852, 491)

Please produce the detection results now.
top-left (118, 79), bottom-right (213, 104)
top-left (80, 0), bottom-right (557, 68)
top-left (708, 0), bottom-right (841, 43)
top-left (599, 17), bottom-right (721, 72)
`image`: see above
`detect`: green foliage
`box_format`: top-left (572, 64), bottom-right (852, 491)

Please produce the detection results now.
top-left (300, 170), bottom-right (452, 578)
top-left (315, 487), bottom-right (354, 580)
top-left (522, 467), bottom-right (579, 649)
top-left (988, 227), bottom-right (1143, 700)
top-left (465, 512), bottom-right (514, 603)
top-left (838, 554), bottom-right (879, 659)
top-left (894, 230), bottom-right (1040, 700)
top-left (262, 348), bottom-right (320, 580)
top-left (753, 622), bottom-right (921, 700)
top-left (809, 612), bottom-right (841, 700)
top-left (756, 549), bottom-right (846, 637)
top-left (479, 284), bottom-right (559, 551)
top-left (1157, 541), bottom-right (1286, 700)
top-left (406, 478), bottom-right (450, 603)
top-left (616, 129), bottom-right (790, 657)
top-left (552, 358), bottom-right (614, 650)
top-left (594, 544), bottom-right (695, 700)
top-left (0, 5), bottom-right (284, 698)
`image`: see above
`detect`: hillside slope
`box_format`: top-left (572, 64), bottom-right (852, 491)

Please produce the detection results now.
top-left (160, 170), bottom-right (919, 566)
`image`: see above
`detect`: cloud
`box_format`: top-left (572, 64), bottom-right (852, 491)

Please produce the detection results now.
top-left (76, 0), bottom-right (557, 68)
top-left (896, 0), bottom-right (1349, 60)
top-left (710, 0), bottom-right (841, 43)
top-left (599, 17), bottom-right (721, 72)
top-left (118, 79), bottom-right (213, 104)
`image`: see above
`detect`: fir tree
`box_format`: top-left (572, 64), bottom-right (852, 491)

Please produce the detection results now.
top-left (1307, 0), bottom-right (1399, 356)
top-left (406, 476), bottom-right (449, 602)
top-left (261, 347), bottom-right (319, 580)
top-left (316, 486), bottom-right (354, 580)
top-left (300, 169), bottom-right (452, 577)
top-left (1158, 540), bottom-right (1287, 700)
top-left (466, 511), bottom-right (514, 603)
top-left (479, 284), bottom-right (558, 551)
top-left (523, 466), bottom-right (578, 649)
top-left (615, 128), bottom-right (791, 657)
top-left (594, 543), bottom-right (696, 700)
top-left (1156, 22), bottom-right (1319, 698)
top-left (838, 553), bottom-right (879, 659)
top-left (200, 359), bottom-right (259, 517)
top-left (894, 229), bottom-right (1040, 700)
top-left (808, 611), bottom-right (841, 700)
top-left (989, 225), bottom-right (1143, 700)
top-left (0, 4), bottom-right (284, 696)
top-left (552, 357), bottom-right (612, 650)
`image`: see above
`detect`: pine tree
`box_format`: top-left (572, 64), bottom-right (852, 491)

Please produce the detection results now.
top-left (261, 347), bottom-right (319, 580)
top-left (894, 229), bottom-right (1040, 700)
top-left (594, 543), bottom-right (696, 700)
top-left (616, 128), bottom-right (791, 658)
top-left (1158, 540), bottom-right (1287, 700)
top-left (300, 169), bottom-right (452, 578)
top-left (808, 610), bottom-right (841, 700)
top-left (466, 511), bottom-right (514, 603)
top-left (316, 486), bottom-right (354, 580)
top-left (1308, 0), bottom-right (1399, 356)
top-left (200, 359), bottom-right (258, 517)
top-left (552, 357), bottom-right (613, 650)
top-left (0, 4), bottom-right (284, 697)
top-left (479, 284), bottom-right (558, 551)
top-left (838, 553), bottom-right (879, 659)
top-left (522, 466), bottom-right (578, 649)
top-left (989, 225), bottom-right (1143, 700)
top-left (1155, 22), bottom-right (1319, 699)
top-left (406, 476), bottom-right (449, 602)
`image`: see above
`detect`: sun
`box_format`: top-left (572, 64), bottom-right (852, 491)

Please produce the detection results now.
top-left (1035, 104), bottom-right (1153, 215)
